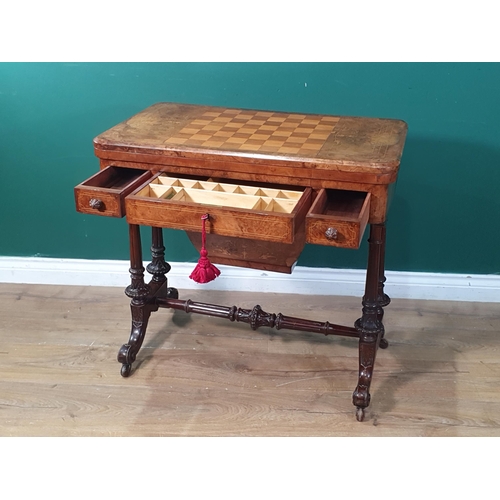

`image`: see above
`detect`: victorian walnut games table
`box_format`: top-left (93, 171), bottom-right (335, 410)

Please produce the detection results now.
top-left (74, 102), bottom-right (407, 421)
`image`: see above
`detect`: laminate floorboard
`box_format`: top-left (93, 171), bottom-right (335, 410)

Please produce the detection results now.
top-left (0, 283), bottom-right (499, 436)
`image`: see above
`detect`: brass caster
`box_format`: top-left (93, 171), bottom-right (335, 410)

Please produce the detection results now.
top-left (379, 338), bottom-right (389, 349)
top-left (121, 363), bottom-right (132, 377)
top-left (356, 407), bottom-right (365, 422)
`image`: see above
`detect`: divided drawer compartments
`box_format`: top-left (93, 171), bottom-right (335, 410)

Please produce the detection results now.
top-left (125, 173), bottom-right (312, 244)
top-left (75, 167), bottom-right (370, 251)
top-left (74, 166), bottom-right (152, 218)
top-left (305, 189), bottom-right (371, 249)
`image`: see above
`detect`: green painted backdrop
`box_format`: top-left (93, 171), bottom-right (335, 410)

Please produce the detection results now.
top-left (1, 63), bottom-right (499, 274)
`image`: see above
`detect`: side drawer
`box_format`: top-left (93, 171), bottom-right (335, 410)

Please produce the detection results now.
top-left (74, 166), bottom-right (152, 218)
top-left (125, 173), bottom-right (313, 244)
top-left (305, 189), bottom-right (370, 249)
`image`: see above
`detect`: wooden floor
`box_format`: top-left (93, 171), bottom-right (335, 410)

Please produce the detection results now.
top-left (1, 282), bottom-right (499, 436)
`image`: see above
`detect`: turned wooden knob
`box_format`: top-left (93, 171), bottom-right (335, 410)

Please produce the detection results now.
top-left (89, 198), bottom-right (104, 210)
top-left (325, 227), bottom-right (338, 240)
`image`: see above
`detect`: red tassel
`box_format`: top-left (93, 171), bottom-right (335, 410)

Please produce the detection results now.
top-left (189, 214), bottom-right (221, 284)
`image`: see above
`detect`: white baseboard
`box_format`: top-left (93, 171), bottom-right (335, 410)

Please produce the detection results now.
top-left (0, 256), bottom-right (499, 303)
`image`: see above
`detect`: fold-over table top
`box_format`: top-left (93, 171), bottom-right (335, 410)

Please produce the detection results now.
top-left (94, 102), bottom-right (407, 184)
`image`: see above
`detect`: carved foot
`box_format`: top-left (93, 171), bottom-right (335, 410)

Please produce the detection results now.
top-left (356, 407), bottom-right (365, 422)
top-left (167, 287), bottom-right (179, 299)
top-left (117, 344), bottom-right (136, 377)
top-left (352, 326), bottom-right (377, 421)
top-left (120, 361), bottom-right (132, 377)
top-left (379, 338), bottom-right (389, 349)
top-left (353, 383), bottom-right (371, 410)
top-left (117, 302), bottom-right (151, 377)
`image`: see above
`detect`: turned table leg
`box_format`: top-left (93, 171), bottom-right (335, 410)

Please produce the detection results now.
top-left (377, 223), bottom-right (390, 349)
top-left (117, 224), bottom-right (153, 377)
top-left (146, 227), bottom-right (178, 299)
top-left (353, 223), bottom-right (386, 421)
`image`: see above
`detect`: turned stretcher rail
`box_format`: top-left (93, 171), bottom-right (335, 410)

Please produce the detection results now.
top-left (157, 298), bottom-right (360, 338)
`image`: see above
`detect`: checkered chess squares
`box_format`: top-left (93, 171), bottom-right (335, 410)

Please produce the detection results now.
top-left (164, 109), bottom-right (340, 155)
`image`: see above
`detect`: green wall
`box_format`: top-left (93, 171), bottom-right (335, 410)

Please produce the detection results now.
top-left (1, 63), bottom-right (499, 274)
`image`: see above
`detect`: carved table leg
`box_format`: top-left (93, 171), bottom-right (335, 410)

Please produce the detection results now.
top-left (377, 223), bottom-right (390, 349)
top-left (146, 226), bottom-right (178, 299)
top-left (118, 224), bottom-right (152, 377)
top-left (353, 224), bottom-right (385, 421)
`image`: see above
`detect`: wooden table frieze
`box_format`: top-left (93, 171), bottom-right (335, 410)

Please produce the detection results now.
top-left (74, 102), bottom-right (408, 421)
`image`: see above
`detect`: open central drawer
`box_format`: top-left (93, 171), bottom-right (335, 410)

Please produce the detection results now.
top-left (125, 173), bottom-right (313, 244)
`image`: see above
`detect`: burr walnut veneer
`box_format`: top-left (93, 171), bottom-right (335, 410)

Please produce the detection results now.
top-left (74, 102), bottom-right (407, 421)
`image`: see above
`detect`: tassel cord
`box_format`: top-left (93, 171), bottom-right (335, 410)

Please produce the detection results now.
top-left (189, 213), bottom-right (221, 284)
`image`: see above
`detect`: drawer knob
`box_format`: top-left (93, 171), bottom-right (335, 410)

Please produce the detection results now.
top-left (325, 227), bottom-right (338, 241)
top-left (89, 198), bottom-right (105, 211)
